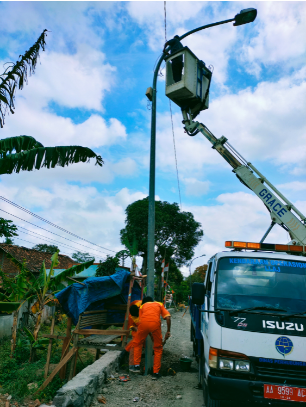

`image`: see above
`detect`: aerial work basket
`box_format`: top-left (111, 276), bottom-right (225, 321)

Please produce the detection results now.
top-left (165, 46), bottom-right (212, 118)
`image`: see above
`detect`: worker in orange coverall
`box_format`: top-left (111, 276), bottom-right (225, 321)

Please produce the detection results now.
top-left (124, 300), bottom-right (142, 371)
top-left (129, 296), bottom-right (171, 380)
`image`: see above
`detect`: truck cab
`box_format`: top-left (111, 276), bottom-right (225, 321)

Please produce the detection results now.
top-left (192, 247), bottom-right (306, 406)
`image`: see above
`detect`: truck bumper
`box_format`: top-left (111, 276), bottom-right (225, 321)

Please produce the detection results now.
top-left (208, 374), bottom-right (306, 405)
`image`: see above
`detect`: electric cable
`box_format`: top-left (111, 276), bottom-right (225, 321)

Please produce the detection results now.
top-left (16, 226), bottom-right (106, 261)
top-left (169, 101), bottom-right (182, 210)
top-left (164, 2), bottom-right (182, 210)
top-left (0, 207), bottom-right (111, 257)
top-left (12, 236), bottom-right (78, 260)
top-left (0, 196), bottom-right (116, 253)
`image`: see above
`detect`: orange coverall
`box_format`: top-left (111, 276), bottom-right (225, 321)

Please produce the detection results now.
top-left (133, 302), bottom-right (170, 374)
top-left (124, 300), bottom-right (142, 365)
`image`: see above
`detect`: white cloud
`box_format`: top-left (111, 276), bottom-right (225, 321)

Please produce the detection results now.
top-left (187, 191), bottom-right (290, 262)
top-left (0, 184), bottom-right (146, 262)
top-left (202, 67), bottom-right (306, 168)
top-left (183, 177), bottom-right (210, 197)
top-left (1, 102), bottom-right (127, 149)
top-left (0, 155), bottom-right (137, 189)
top-left (0, 46), bottom-right (116, 112)
top-left (240, 2), bottom-right (306, 75)
top-left (277, 181), bottom-right (306, 192)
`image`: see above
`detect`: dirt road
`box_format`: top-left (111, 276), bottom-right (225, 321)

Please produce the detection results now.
top-left (91, 310), bottom-right (204, 407)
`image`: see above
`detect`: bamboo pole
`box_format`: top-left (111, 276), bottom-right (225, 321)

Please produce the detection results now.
top-left (59, 317), bottom-right (72, 380)
top-left (44, 315), bottom-right (55, 379)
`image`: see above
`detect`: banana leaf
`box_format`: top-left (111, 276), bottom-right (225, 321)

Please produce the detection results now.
top-left (0, 135), bottom-right (43, 156)
top-left (0, 29), bottom-right (47, 128)
top-left (50, 259), bottom-right (94, 289)
top-left (0, 302), bottom-right (20, 313)
top-left (0, 145), bottom-right (103, 174)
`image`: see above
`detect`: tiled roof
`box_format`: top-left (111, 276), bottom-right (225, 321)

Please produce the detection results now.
top-left (0, 244), bottom-right (78, 274)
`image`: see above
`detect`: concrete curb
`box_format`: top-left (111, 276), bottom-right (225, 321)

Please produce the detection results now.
top-left (44, 350), bottom-right (121, 407)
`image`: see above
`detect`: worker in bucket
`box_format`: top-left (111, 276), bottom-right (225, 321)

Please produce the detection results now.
top-left (129, 296), bottom-right (171, 379)
top-left (124, 300), bottom-right (142, 371)
top-left (163, 35), bottom-right (184, 83)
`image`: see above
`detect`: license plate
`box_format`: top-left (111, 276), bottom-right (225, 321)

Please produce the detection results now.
top-left (264, 384), bottom-right (306, 402)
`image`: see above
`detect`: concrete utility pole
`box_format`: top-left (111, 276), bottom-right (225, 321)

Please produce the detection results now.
top-left (145, 8), bottom-right (257, 375)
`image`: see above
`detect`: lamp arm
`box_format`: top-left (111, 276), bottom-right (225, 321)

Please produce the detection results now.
top-left (179, 18), bottom-right (235, 41)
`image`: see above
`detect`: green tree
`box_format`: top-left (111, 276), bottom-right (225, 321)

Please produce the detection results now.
top-left (32, 244), bottom-right (59, 254)
top-left (3, 236), bottom-right (15, 245)
top-left (120, 197), bottom-right (203, 273)
top-left (95, 255), bottom-right (119, 277)
top-left (72, 251), bottom-right (95, 263)
top-left (115, 249), bottom-right (130, 267)
top-left (185, 264), bottom-right (207, 287)
top-left (0, 218), bottom-right (18, 240)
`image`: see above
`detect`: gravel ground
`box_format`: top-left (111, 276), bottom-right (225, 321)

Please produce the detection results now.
top-left (90, 310), bottom-right (204, 407)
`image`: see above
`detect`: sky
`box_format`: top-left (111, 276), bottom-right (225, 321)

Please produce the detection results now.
top-left (0, 1), bottom-right (305, 276)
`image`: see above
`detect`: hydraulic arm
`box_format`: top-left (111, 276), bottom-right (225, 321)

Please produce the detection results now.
top-left (183, 116), bottom-right (306, 246)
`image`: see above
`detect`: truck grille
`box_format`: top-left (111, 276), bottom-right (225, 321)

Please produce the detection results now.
top-left (256, 365), bottom-right (306, 381)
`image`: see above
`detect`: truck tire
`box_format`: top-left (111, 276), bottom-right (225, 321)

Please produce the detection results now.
top-left (204, 381), bottom-right (221, 407)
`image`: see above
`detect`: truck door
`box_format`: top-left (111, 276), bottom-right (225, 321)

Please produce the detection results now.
top-left (203, 261), bottom-right (213, 338)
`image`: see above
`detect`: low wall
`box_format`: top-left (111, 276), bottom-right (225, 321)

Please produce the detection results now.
top-left (52, 350), bottom-right (121, 407)
top-left (0, 302), bottom-right (54, 339)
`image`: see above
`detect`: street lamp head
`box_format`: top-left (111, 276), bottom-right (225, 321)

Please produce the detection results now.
top-left (234, 8), bottom-right (257, 26)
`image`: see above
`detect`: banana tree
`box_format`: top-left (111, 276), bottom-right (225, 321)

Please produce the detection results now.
top-left (19, 326), bottom-right (50, 362)
top-left (0, 29), bottom-right (47, 128)
top-left (0, 251), bottom-right (94, 359)
top-left (27, 251), bottom-right (94, 360)
top-left (123, 236), bottom-right (139, 272)
top-left (0, 258), bottom-right (34, 357)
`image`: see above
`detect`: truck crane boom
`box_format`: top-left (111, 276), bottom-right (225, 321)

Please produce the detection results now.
top-left (183, 116), bottom-right (306, 246)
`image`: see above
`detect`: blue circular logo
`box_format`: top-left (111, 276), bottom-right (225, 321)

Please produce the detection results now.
top-left (275, 336), bottom-right (293, 357)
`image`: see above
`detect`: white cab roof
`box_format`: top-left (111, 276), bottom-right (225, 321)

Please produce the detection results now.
top-left (209, 250), bottom-right (306, 264)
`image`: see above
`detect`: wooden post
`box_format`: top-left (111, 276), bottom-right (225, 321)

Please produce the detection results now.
top-left (44, 315), bottom-right (55, 379)
top-left (59, 317), bottom-right (72, 380)
top-left (35, 347), bottom-right (77, 395)
top-left (122, 277), bottom-right (134, 347)
top-left (68, 332), bottom-right (79, 381)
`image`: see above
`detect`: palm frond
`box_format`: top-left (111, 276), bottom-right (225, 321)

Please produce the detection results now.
top-left (0, 145), bottom-right (103, 174)
top-left (0, 136), bottom-right (43, 156)
top-left (50, 259), bottom-right (94, 289)
top-left (0, 30), bottom-right (48, 128)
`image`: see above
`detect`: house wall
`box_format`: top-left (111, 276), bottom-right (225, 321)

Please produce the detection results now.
top-left (0, 302), bottom-right (55, 339)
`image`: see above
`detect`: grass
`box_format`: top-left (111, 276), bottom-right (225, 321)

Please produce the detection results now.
top-left (0, 316), bottom-right (94, 404)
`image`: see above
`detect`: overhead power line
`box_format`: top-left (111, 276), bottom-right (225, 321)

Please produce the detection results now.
top-left (163, 2), bottom-right (182, 210)
top-left (0, 207), bottom-right (110, 257)
top-left (16, 226), bottom-right (107, 261)
top-left (0, 196), bottom-right (116, 253)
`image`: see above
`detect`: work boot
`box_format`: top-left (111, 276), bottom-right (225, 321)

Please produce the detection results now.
top-left (152, 372), bottom-right (162, 380)
top-left (129, 365), bottom-right (140, 373)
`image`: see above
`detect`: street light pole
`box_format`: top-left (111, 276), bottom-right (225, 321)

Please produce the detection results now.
top-left (145, 8), bottom-right (257, 375)
top-left (189, 254), bottom-right (206, 293)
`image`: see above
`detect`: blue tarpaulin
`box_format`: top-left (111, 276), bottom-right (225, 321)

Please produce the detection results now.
top-left (55, 269), bottom-right (141, 325)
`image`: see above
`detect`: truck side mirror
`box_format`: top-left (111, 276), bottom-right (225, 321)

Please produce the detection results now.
top-left (192, 283), bottom-right (206, 305)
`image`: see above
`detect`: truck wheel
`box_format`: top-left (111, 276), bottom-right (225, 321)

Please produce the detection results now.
top-left (204, 382), bottom-right (221, 407)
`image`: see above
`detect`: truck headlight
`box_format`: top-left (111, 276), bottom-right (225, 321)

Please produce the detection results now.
top-left (219, 358), bottom-right (234, 370)
top-left (235, 360), bottom-right (250, 372)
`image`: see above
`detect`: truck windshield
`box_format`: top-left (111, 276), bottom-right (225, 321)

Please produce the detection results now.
top-left (216, 257), bottom-right (306, 314)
